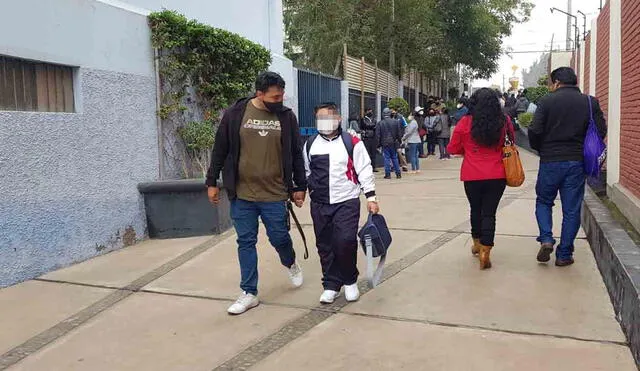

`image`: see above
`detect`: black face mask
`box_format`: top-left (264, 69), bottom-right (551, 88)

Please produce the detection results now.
top-left (366, 112), bottom-right (373, 118)
top-left (264, 101), bottom-right (284, 113)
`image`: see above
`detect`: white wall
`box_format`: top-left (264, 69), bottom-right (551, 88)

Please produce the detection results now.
top-left (549, 51), bottom-right (573, 72)
top-left (1, 0), bottom-right (154, 77)
top-left (0, 0), bottom-right (159, 287)
top-left (607, 0), bottom-right (622, 186)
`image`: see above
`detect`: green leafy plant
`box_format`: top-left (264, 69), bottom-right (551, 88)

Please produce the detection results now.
top-left (149, 10), bottom-right (271, 177)
top-left (177, 119), bottom-right (216, 177)
top-left (525, 86), bottom-right (549, 104)
top-left (387, 97), bottom-right (409, 116)
top-left (518, 112), bottom-right (534, 128)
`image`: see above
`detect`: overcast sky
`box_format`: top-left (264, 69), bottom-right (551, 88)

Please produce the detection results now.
top-left (474, 0), bottom-right (604, 89)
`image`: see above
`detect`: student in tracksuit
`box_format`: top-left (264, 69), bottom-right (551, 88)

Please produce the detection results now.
top-left (304, 103), bottom-right (379, 304)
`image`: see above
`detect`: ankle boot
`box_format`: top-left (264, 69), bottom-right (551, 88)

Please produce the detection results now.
top-left (479, 244), bottom-right (492, 270)
top-left (472, 238), bottom-right (481, 256)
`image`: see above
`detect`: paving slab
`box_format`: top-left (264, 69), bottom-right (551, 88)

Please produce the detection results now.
top-left (346, 234), bottom-right (625, 342)
top-left (42, 236), bottom-right (212, 288)
top-left (145, 225), bottom-right (439, 307)
top-left (0, 281), bottom-right (112, 355)
top-left (9, 292), bottom-right (305, 371)
top-left (252, 314), bottom-right (635, 371)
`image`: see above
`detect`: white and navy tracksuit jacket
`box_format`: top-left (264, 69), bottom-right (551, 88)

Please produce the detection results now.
top-left (304, 132), bottom-right (376, 290)
top-left (303, 133), bottom-right (376, 205)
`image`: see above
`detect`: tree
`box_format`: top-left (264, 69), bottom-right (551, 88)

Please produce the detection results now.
top-left (284, 0), bottom-right (533, 78)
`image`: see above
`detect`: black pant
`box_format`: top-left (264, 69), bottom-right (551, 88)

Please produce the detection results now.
top-left (310, 198), bottom-right (360, 291)
top-left (426, 133), bottom-right (437, 155)
top-left (464, 179), bottom-right (507, 247)
top-left (363, 137), bottom-right (377, 169)
top-left (437, 138), bottom-right (450, 159)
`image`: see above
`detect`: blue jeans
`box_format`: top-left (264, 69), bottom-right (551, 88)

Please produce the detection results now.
top-left (407, 143), bottom-right (420, 170)
top-left (231, 199), bottom-right (296, 295)
top-left (383, 146), bottom-right (401, 177)
top-left (535, 161), bottom-right (586, 260)
top-left (418, 138), bottom-right (425, 156)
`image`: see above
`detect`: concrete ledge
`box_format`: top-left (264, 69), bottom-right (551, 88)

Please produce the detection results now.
top-left (610, 183), bottom-right (640, 235)
top-left (138, 179), bottom-right (232, 239)
top-left (582, 187), bottom-right (640, 366)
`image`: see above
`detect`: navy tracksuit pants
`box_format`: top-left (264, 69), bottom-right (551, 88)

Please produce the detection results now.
top-left (310, 198), bottom-right (360, 291)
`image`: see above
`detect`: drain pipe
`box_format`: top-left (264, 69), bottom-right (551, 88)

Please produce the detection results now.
top-left (154, 48), bottom-right (165, 180)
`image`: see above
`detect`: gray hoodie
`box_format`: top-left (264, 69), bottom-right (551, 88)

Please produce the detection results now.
top-left (403, 119), bottom-right (422, 144)
top-left (437, 114), bottom-right (451, 139)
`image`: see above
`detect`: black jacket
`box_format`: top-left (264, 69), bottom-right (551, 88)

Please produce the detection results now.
top-left (205, 97), bottom-right (307, 200)
top-left (377, 117), bottom-right (403, 148)
top-left (529, 86), bottom-right (607, 163)
top-left (360, 115), bottom-right (376, 139)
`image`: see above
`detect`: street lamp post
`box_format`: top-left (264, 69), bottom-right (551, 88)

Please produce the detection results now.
top-left (550, 7), bottom-right (579, 51)
top-left (577, 10), bottom-right (587, 41)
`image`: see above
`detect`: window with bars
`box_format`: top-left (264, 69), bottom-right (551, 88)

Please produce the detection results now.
top-left (0, 55), bottom-right (75, 113)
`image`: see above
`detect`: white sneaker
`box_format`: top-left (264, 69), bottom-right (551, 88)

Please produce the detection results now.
top-left (319, 290), bottom-right (340, 304)
top-left (345, 283), bottom-right (360, 302)
top-left (227, 292), bottom-right (259, 315)
top-left (287, 261), bottom-right (303, 288)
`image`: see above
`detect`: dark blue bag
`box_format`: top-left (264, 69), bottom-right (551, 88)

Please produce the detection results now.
top-left (358, 213), bottom-right (392, 287)
top-left (584, 96), bottom-right (607, 178)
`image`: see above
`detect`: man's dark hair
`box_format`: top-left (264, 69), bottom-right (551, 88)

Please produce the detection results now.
top-left (365, 107), bottom-right (373, 112)
top-left (314, 102), bottom-right (338, 114)
top-left (550, 67), bottom-right (578, 86)
top-left (255, 71), bottom-right (286, 92)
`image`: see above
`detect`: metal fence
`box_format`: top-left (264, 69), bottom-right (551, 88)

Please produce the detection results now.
top-left (297, 68), bottom-right (342, 136)
top-left (348, 89), bottom-right (376, 120)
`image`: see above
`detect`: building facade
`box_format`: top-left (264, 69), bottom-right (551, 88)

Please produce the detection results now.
top-left (0, 0), bottom-right (293, 287)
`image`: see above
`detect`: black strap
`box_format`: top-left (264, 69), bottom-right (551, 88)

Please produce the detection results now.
top-left (287, 201), bottom-right (309, 260)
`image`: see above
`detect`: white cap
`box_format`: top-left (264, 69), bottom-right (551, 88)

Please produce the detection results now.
top-left (414, 106), bottom-right (424, 112)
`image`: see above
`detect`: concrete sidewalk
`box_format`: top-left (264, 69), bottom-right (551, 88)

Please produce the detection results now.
top-left (1, 151), bottom-right (635, 370)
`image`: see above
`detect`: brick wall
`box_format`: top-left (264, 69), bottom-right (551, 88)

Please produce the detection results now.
top-left (585, 33), bottom-right (591, 95)
top-left (577, 47), bottom-right (581, 86)
top-left (597, 3), bottom-right (611, 119)
top-left (620, 0), bottom-right (640, 197)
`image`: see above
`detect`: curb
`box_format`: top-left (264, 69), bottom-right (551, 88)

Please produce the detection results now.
top-left (582, 187), bottom-right (640, 366)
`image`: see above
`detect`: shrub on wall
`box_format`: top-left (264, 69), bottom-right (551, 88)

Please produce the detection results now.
top-left (148, 10), bottom-right (271, 178)
top-left (387, 97), bottom-right (409, 116)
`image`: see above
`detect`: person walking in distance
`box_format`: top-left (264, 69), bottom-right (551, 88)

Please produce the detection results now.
top-left (377, 108), bottom-right (403, 179)
top-left (448, 88), bottom-right (516, 270)
top-left (424, 109), bottom-right (440, 156)
top-left (529, 67), bottom-right (607, 267)
top-left (403, 113), bottom-right (422, 173)
top-left (437, 108), bottom-right (452, 160)
top-left (206, 72), bottom-right (307, 315)
top-left (360, 107), bottom-right (378, 172)
top-left (304, 103), bottom-right (379, 304)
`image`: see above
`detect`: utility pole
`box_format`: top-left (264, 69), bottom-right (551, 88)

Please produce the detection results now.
top-left (566, 0), bottom-right (573, 50)
top-left (389, 0), bottom-right (395, 75)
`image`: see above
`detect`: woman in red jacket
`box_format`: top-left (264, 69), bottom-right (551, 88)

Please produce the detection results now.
top-left (447, 88), bottom-right (515, 270)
